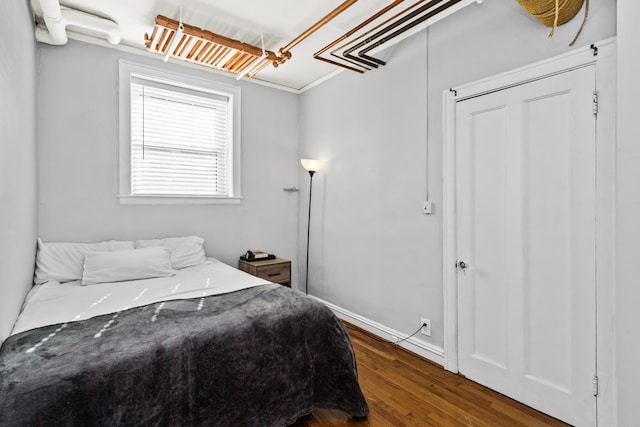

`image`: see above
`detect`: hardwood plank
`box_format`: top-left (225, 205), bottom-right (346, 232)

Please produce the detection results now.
top-left (290, 322), bottom-right (569, 427)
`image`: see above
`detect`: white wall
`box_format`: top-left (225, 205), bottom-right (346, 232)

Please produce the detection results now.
top-left (37, 40), bottom-right (300, 280)
top-left (0, 1), bottom-right (38, 343)
top-left (615, 1), bottom-right (640, 425)
top-left (298, 0), bottom-right (616, 349)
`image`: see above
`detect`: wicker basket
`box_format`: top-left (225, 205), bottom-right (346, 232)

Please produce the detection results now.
top-left (516, 0), bottom-right (585, 27)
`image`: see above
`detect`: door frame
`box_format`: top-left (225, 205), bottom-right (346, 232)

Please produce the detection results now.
top-left (442, 38), bottom-right (616, 425)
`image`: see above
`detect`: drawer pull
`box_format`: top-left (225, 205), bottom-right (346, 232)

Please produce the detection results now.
top-left (267, 273), bottom-right (282, 277)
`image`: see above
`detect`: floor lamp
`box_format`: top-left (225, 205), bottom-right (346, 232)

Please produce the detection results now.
top-left (301, 159), bottom-right (324, 295)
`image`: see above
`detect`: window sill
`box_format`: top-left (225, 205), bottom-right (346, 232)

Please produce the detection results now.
top-left (118, 195), bottom-right (243, 205)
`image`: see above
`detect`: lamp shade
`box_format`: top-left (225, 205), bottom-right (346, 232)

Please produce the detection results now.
top-left (300, 159), bottom-right (325, 172)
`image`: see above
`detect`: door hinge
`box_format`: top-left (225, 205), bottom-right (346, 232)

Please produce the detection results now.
top-left (592, 375), bottom-right (599, 396)
top-left (592, 91), bottom-right (599, 117)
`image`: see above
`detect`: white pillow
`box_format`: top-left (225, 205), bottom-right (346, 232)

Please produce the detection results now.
top-left (134, 236), bottom-right (206, 269)
top-left (82, 246), bottom-right (175, 286)
top-left (35, 238), bottom-right (135, 284)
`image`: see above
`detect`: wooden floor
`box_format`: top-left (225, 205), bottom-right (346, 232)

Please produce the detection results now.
top-left (291, 322), bottom-right (569, 427)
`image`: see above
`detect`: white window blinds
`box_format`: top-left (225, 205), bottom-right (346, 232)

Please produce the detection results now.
top-left (130, 75), bottom-right (232, 197)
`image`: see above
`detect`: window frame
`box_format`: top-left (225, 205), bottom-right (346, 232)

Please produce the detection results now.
top-left (118, 60), bottom-right (242, 204)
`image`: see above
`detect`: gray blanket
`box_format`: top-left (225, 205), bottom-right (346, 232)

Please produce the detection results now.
top-left (0, 284), bottom-right (369, 426)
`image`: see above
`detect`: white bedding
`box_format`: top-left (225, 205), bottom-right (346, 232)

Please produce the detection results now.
top-left (12, 258), bottom-right (269, 336)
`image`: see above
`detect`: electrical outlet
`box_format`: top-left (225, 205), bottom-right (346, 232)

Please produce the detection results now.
top-left (422, 201), bottom-right (433, 215)
top-left (420, 318), bottom-right (431, 336)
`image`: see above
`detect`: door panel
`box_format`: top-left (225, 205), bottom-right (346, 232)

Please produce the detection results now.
top-left (523, 92), bottom-right (573, 393)
top-left (456, 66), bottom-right (596, 426)
top-left (470, 106), bottom-right (509, 370)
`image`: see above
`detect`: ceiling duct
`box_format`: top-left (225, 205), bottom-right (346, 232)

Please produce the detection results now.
top-left (32, 0), bottom-right (121, 46)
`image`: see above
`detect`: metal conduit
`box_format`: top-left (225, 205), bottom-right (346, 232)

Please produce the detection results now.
top-left (319, 0), bottom-right (432, 71)
top-left (245, 0), bottom-right (358, 77)
top-left (356, 0), bottom-right (463, 65)
top-left (342, 0), bottom-right (445, 65)
top-left (312, 0), bottom-right (405, 72)
top-left (315, 0), bottom-right (476, 74)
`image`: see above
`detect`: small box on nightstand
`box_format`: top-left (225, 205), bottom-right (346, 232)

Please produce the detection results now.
top-left (238, 257), bottom-right (291, 287)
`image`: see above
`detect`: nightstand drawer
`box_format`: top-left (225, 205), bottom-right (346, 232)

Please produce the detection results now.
top-left (238, 258), bottom-right (291, 287)
top-left (254, 263), bottom-right (291, 284)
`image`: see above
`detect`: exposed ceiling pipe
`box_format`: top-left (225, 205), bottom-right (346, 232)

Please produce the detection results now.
top-left (325, 0), bottom-right (439, 70)
top-left (279, 0), bottom-right (358, 55)
top-left (313, 0), bottom-right (405, 73)
top-left (342, 0), bottom-right (445, 66)
top-left (246, 0), bottom-right (358, 78)
top-left (33, 0), bottom-right (120, 46)
top-left (324, 0), bottom-right (436, 73)
top-left (352, 0), bottom-right (482, 65)
top-left (316, 0), bottom-right (480, 73)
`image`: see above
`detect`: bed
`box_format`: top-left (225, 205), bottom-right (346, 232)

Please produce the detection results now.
top-left (0, 237), bottom-right (369, 426)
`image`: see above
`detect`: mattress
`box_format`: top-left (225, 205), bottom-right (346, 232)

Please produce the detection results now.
top-left (12, 258), bottom-right (267, 335)
top-left (0, 259), bottom-right (369, 426)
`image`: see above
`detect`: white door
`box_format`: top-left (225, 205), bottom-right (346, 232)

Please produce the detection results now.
top-left (455, 65), bottom-right (597, 426)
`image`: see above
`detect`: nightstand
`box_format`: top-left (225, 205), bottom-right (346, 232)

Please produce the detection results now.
top-left (238, 257), bottom-right (291, 287)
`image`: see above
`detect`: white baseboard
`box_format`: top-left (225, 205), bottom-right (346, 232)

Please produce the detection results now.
top-left (311, 296), bottom-right (445, 367)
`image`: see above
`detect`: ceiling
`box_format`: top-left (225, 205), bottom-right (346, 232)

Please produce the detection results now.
top-left (31, 0), bottom-right (482, 91)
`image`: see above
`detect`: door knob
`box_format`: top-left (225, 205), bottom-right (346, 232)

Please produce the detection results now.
top-left (457, 261), bottom-right (468, 270)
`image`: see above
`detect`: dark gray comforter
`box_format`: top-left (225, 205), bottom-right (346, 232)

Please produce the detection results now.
top-left (0, 284), bottom-right (369, 426)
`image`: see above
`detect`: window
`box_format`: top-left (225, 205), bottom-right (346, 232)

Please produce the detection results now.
top-left (119, 61), bottom-right (241, 204)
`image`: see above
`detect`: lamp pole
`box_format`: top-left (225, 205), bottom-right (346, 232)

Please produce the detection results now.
top-left (305, 170), bottom-right (315, 295)
top-left (300, 158), bottom-right (324, 296)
